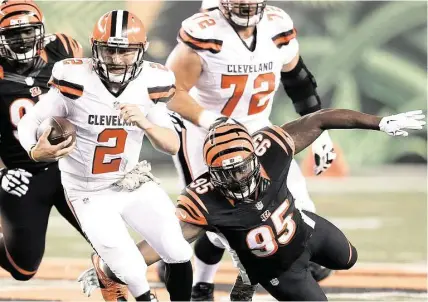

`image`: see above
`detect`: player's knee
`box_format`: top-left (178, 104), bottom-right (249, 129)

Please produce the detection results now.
top-left (10, 270), bottom-right (36, 281)
top-left (104, 254), bottom-right (148, 285)
top-left (194, 233), bottom-right (225, 265)
top-left (162, 239), bottom-right (193, 263)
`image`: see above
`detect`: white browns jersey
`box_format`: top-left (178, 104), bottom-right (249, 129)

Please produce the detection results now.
top-left (24, 58), bottom-right (176, 192)
top-left (178, 6), bottom-right (298, 133)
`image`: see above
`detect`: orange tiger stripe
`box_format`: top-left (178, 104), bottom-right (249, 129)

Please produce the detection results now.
top-left (260, 165), bottom-right (270, 180)
top-left (215, 124), bottom-right (248, 135)
top-left (272, 125), bottom-right (295, 155)
top-left (0, 14), bottom-right (39, 27)
top-left (179, 28), bottom-right (222, 52)
top-left (186, 188), bottom-right (209, 213)
top-left (55, 33), bottom-right (70, 55)
top-left (68, 37), bottom-right (83, 58)
top-left (205, 138), bottom-right (254, 166)
top-left (149, 87), bottom-right (176, 102)
top-left (48, 81), bottom-right (83, 98)
top-left (203, 131), bottom-right (249, 158)
top-left (211, 150), bottom-right (252, 168)
top-left (176, 195), bottom-right (207, 225)
top-left (260, 130), bottom-right (289, 155)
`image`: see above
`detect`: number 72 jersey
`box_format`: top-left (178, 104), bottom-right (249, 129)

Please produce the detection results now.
top-left (178, 6), bottom-right (298, 133)
top-left (176, 126), bottom-right (315, 283)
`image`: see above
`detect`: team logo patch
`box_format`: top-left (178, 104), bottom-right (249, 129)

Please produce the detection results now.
top-left (270, 278), bottom-right (279, 286)
top-left (30, 86), bottom-right (42, 97)
top-left (256, 201), bottom-right (264, 210)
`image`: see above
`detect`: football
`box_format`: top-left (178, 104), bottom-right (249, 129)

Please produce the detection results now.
top-left (36, 117), bottom-right (76, 146)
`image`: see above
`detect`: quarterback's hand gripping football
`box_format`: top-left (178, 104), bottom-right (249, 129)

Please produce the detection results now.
top-left (379, 110), bottom-right (426, 136)
top-left (119, 103), bottom-right (153, 130)
top-left (312, 130), bottom-right (337, 175)
top-left (0, 168), bottom-right (33, 197)
top-left (30, 127), bottom-right (75, 162)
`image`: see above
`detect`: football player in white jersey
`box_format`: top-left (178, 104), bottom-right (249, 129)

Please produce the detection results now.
top-left (162, 0), bottom-right (335, 300)
top-left (17, 10), bottom-right (193, 301)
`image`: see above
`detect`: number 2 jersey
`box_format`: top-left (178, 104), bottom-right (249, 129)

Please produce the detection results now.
top-left (18, 58), bottom-right (177, 192)
top-left (178, 6), bottom-right (298, 133)
top-left (0, 33), bottom-right (82, 171)
top-left (176, 125), bottom-right (315, 283)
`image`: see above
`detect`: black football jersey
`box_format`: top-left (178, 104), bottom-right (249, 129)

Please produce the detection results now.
top-left (176, 125), bottom-right (315, 283)
top-left (0, 33), bottom-right (81, 171)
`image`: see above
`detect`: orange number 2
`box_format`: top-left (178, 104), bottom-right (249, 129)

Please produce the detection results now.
top-left (221, 72), bottom-right (276, 117)
top-left (92, 129), bottom-right (128, 174)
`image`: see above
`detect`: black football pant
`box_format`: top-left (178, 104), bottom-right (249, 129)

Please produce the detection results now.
top-left (0, 164), bottom-right (84, 280)
top-left (258, 211), bottom-right (358, 301)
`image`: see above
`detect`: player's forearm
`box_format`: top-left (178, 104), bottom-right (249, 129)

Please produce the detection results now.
top-left (167, 90), bottom-right (221, 130)
top-left (282, 109), bottom-right (381, 154)
top-left (17, 112), bottom-right (41, 153)
top-left (145, 125), bottom-right (180, 155)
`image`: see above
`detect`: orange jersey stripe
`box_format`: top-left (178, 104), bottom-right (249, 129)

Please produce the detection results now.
top-left (177, 195), bottom-right (208, 226)
top-left (148, 86), bottom-right (176, 103)
top-left (185, 188), bottom-right (209, 213)
top-left (48, 78), bottom-right (83, 99)
top-left (178, 28), bottom-right (222, 53)
top-left (260, 130), bottom-right (289, 155)
top-left (272, 28), bottom-right (297, 48)
top-left (56, 33), bottom-right (70, 55)
top-left (271, 125), bottom-right (295, 155)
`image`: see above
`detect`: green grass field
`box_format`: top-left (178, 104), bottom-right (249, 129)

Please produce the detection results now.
top-left (44, 192), bottom-right (427, 264)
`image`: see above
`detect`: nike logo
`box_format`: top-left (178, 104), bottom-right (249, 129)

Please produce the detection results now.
top-left (179, 210), bottom-right (187, 219)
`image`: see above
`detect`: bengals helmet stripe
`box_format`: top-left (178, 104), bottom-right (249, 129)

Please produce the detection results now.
top-left (0, 1), bottom-right (43, 27)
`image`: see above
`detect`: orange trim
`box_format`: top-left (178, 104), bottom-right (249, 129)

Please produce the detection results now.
top-left (149, 87), bottom-right (176, 101)
top-left (261, 130), bottom-right (289, 155)
top-left (49, 81), bottom-right (83, 98)
top-left (5, 245), bottom-right (37, 276)
top-left (186, 188), bottom-right (209, 213)
top-left (179, 28), bottom-right (222, 52)
top-left (273, 28), bottom-right (297, 47)
top-left (39, 49), bottom-right (47, 63)
top-left (0, 65), bottom-right (4, 80)
top-left (176, 195), bottom-right (208, 226)
top-left (271, 125), bottom-right (295, 155)
top-left (260, 165), bottom-right (270, 180)
top-left (226, 198), bottom-right (235, 207)
top-left (56, 33), bottom-right (69, 55)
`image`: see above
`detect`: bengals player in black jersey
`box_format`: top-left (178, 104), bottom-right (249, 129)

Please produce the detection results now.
top-left (77, 107), bottom-right (425, 300)
top-left (0, 0), bottom-right (87, 283)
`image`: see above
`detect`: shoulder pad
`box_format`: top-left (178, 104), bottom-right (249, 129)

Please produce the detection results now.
top-left (176, 184), bottom-right (211, 226)
top-left (178, 11), bottom-right (223, 54)
top-left (254, 125), bottom-right (295, 156)
top-left (47, 59), bottom-right (90, 100)
top-left (144, 61), bottom-right (176, 103)
top-left (45, 33), bottom-right (83, 59)
top-left (264, 6), bottom-right (297, 48)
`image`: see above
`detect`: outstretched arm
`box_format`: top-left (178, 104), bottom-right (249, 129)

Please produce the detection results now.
top-left (282, 109), bottom-right (425, 155)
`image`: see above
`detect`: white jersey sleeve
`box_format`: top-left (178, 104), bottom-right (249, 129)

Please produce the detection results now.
top-left (144, 62), bottom-right (177, 104)
top-left (265, 6), bottom-right (299, 65)
top-left (17, 87), bottom-right (68, 153)
top-left (177, 11), bottom-right (223, 55)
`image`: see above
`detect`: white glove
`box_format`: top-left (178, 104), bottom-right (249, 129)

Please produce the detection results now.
top-left (379, 110), bottom-right (426, 137)
top-left (1, 168), bottom-right (33, 197)
top-left (113, 160), bottom-right (160, 191)
top-left (312, 131), bottom-right (337, 175)
top-left (77, 267), bottom-right (100, 297)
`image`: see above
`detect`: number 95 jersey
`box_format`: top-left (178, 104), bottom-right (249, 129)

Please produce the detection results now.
top-left (178, 6), bottom-right (298, 133)
top-left (176, 126), bottom-right (315, 283)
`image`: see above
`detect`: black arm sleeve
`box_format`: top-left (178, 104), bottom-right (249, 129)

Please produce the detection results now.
top-left (280, 56), bottom-right (322, 116)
